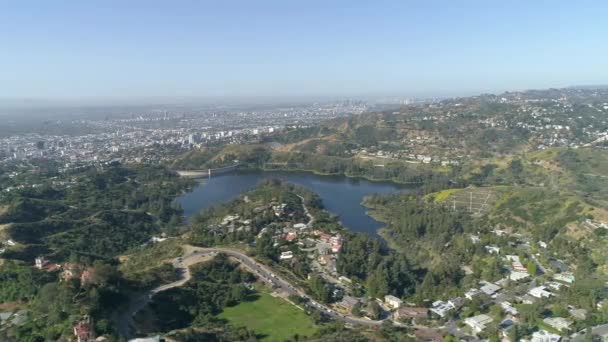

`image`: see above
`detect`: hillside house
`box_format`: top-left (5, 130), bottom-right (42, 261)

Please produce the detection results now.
top-left (529, 286), bottom-right (553, 298)
top-left (465, 314), bottom-right (493, 334)
top-left (73, 316), bottom-right (94, 342)
top-left (384, 295), bottom-right (403, 309)
top-left (543, 317), bottom-right (572, 331)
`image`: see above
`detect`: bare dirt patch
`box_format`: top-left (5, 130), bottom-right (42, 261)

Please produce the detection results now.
top-left (565, 222), bottom-right (591, 240)
top-left (0, 301), bottom-right (25, 311)
top-left (0, 223), bottom-right (11, 240)
top-left (588, 206), bottom-right (608, 223)
top-left (278, 135), bottom-right (340, 152)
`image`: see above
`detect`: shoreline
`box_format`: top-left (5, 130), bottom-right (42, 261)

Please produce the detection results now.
top-left (177, 164), bottom-right (423, 187)
top-left (175, 168), bottom-right (413, 239)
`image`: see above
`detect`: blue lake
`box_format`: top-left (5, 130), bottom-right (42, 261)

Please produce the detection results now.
top-left (176, 170), bottom-right (412, 235)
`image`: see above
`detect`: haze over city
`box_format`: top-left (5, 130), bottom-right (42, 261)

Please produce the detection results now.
top-left (1, 0), bottom-right (608, 104)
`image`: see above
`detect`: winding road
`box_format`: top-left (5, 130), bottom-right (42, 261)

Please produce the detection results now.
top-left (118, 245), bottom-right (385, 338)
top-left (296, 194), bottom-right (315, 228)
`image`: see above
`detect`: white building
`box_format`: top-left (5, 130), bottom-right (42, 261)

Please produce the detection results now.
top-left (430, 301), bottom-right (455, 318)
top-left (279, 251), bottom-right (293, 260)
top-left (34, 256), bottom-right (48, 269)
top-left (553, 273), bottom-right (575, 284)
top-left (129, 336), bottom-right (161, 342)
top-left (338, 276), bottom-right (352, 284)
top-left (543, 317), bottom-right (572, 331)
top-left (293, 223), bottom-right (307, 230)
top-left (384, 295), bottom-right (403, 309)
top-left (465, 288), bottom-right (482, 300)
top-left (485, 245), bottom-right (501, 254)
top-left (531, 330), bottom-right (561, 342)
top-left (500, 301), bottom-right (519, 316)
top-left (529, 286), bottom-right (553, 298)
top-left (479, 282), bottom-right (501, 296)
top-left (464, 314), bottom-right (493, 334)
top-left (546, 281), bottom-right (564, 291)
top-left (510, 271), bottom-right (530, 281)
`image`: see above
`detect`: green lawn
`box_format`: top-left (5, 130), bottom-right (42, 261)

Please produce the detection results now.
top-left (218, 291), bottom-right (318, 341)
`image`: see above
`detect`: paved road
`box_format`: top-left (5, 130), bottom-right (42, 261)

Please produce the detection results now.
top-left (182, 246), bottom-right (386, 327)
top-left (295, 194), bottom-right (315, 228)
top-left (116, 255), bottom-right (196, 338)
top-left (118, 245), bottom-right (385, 338)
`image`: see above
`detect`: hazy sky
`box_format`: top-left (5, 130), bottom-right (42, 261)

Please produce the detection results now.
top-left (1, 1), bottom-right (607, 100)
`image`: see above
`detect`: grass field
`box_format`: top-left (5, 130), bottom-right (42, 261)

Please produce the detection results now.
top-left (219, 291), bottom-right (318, 341)
top-left (430, 188), bottom-right (460, 202)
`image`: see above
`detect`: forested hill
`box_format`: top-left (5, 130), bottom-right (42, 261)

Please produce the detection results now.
top-left (0, 162), bottom-right (195, 340)
top-left (2, 165), bottom-right (193, 262)
top-left (172, 88), bottom-right (608, 192)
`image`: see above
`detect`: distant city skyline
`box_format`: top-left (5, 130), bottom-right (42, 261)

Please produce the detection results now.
top-left (1, 1), bottom-right (608, 101)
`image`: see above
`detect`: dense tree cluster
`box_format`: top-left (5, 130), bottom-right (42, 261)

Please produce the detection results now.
top-left (0, 261), bottom-right (57, 303)
top-left (1, 164), bottom-right (191, 260)
top-left (338, 195), bottom-right (482, 300)
top-left (0, 164), bottom-right (194, 340)
top-left (135, 254), bottom-right (255, 334)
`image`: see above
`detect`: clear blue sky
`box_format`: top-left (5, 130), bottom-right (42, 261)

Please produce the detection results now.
top-left (1, 1), bottom-right (607, 101)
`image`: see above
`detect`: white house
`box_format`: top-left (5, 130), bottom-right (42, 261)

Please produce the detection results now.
top-left (465, 288), bottom-right (482, 300)
top-left (546, 281), bottom-right (564, 291)
top-left (384, 295), bottom-right (403, 309)
top-left (338, 276), bottom-right (352, 284)
top-left (293, 223), bottom-right (307, 230)
top-left (464, 314), bottom-right (493, 334)
top-left (531, 330), bottom-right (561, 342)
top-left (485, 245), bottom-right (501, 254)
top-left (34, 256), bottom-right (48, 269)
top-left (279, 251), bottom-right (293, 260)
top-left (553, 273), bottom-right (575, 284)
top-left (529, 286), bottom-right (553, 298)
top-left (505, 254), bottom-right (519, 261)
top-left (430, 301), bottom-right (455, 318)
top-left (129, 336), bottom-right (161, 342)
top-left (510, 271), bottom-right (530, 281)
top-left (479, 282), bottom-right (501, 296)
top-left (500, 301), bottom-right (519, 316)
top-left (543, 317), bottom-right (572, 331)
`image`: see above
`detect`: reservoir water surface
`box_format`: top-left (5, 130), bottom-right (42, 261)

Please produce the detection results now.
top-left (176, 170), bottom-right (412, 235)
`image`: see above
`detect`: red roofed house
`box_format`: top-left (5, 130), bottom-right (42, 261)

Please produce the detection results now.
top-left (34, 256), bottom-right (61, 272)
top-left (73, 316), bottom-right (94, 342)
top-left (313, 230), bottom-right (333, 242)
top-left (80, 268), bottom-right (96, 287)
top-left (284, 232), bottom-right (298, 242)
